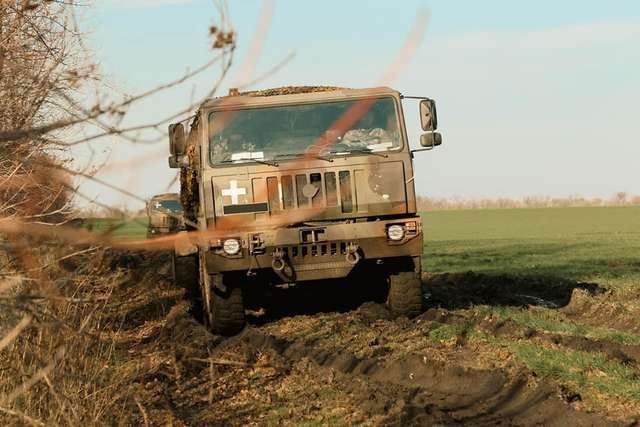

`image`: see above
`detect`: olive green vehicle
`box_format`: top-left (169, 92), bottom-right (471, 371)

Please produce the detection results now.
top-left (146, 193), bottom-right (184, 238)
top-left (168, 86), bottom-right (442, 335)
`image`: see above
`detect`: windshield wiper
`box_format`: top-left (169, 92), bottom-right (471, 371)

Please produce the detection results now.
top-left (329, 148), bottom-right (388, 158)
top-left (221, 158), bottom-right (279, 167)
top-left (275, 153), bottom-right (333, 163)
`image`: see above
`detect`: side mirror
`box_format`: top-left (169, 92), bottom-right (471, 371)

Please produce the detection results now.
top-left (169, 123), bottom-right (186, 156)
top-left (420, 132), bottom-right (442, 149)
top-left (419, 99), bottom-right (438, 131)
top-left (168, 156), bottom-right (180, 169)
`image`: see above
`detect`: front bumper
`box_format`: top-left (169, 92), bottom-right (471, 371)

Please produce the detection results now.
top-left (203, 217), bottom-right (423, 281)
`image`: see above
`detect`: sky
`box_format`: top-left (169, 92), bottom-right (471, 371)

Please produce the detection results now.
top-left (74, 0), bottom-right (640, 210)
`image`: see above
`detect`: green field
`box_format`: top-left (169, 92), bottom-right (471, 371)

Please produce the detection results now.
top-left (421, 206), bottom-right (640, 412)
top-left (84, 217), bottom-right (148, 241)
top-left (422, 206), bottom-right (640, 284)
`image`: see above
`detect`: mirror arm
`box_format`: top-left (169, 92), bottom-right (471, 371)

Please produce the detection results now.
top-left (401, 95), bottom-right (432, 100)
top-left (411, 147), bottom-right (435, 154)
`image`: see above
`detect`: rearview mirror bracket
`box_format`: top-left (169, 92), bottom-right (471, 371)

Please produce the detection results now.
top-left (412, 132), bottom-right (443, 154)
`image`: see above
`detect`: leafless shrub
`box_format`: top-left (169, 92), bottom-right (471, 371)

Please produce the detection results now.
top-left (0, 248), bottom-right (210, 425)
top-left (0, 0), bottom-right (238, 222)
top-left (0, 1), bottom-right (238, 424)
top-left (0, 1), bottom-right (88, 221)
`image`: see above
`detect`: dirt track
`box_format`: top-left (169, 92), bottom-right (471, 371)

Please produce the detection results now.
top-left (78, 252), bottom-right (638, 426)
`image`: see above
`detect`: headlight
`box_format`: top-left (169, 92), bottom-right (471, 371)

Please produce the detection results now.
top-left (222, 238), bottom-right (241, 255)
top-left (387, 224), bottom-right (405, 241)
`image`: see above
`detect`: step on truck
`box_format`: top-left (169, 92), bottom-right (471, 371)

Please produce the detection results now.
top-left (168, 86), bottom-right (442, 335)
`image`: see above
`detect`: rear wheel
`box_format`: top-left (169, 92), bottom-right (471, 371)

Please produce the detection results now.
top-left (201, 272), bottom-right (245, 336)
top-left (387, 271), bottom-right (423, 318)
top-left (172, 252), bottom-right (198, 288)
top-left (172, 252), bottom-right (200, 314)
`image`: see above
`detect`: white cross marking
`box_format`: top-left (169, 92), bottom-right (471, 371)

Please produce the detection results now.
top-left (221, 180), bottom-right (246, 205)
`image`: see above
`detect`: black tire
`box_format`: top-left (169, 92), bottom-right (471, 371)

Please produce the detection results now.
top-left (172, 253), bottom-right (198, 288)
top-left (172, 252), bottom-right (200, 314)
top-left (202, 276), bottom-right (245, 336)
top-left (387, 271), bottom-right (423, 318)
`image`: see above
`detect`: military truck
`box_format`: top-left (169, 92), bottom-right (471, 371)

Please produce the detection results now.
top-left (168, 86), bottom-right (442, 335)
top-left (146, 193), bottom-right (184, 238)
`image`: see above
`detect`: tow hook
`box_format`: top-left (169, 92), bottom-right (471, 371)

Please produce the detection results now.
top-left (345, 243), bottom-right (360, 265)
top-left (272, 249), bottom-right (294, 282)
top-left (271, 249), bottom-right (285, 271)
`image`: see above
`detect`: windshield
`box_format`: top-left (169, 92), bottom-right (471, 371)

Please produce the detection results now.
top-left (152, 200), bottom-right (182, 213)
top-left (208, 97), bottom-right (401, 165)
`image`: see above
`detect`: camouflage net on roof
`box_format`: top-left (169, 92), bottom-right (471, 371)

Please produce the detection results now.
top-left (237, 86), bottom-right (347, 97)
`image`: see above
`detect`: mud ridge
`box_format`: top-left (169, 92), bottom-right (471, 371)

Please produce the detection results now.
top-left (479, 314), bottom-right (640, 368)
top-left (216, 328), bottom-right (624, 426)
top-left (537, 332), bottom-right (640, 367)
top-left (423, 308), bottom-right (640, 368)
top-left (562, 289), bottom-right (640, 335)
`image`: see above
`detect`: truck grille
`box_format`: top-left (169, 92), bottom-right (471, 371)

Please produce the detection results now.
top-left (161, 216), bottom-right (177, 227)
top-left (276, 241), bottom-right (354, 259)
top-left (265, 171), bottom-right (354, 214)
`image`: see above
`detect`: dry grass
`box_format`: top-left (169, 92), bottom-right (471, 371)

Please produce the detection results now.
top-left (0, 247), bottom-right (203, 426)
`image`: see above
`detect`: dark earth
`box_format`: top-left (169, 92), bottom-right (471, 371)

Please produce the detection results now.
top-left (96, 251), bottom-right (640, 426)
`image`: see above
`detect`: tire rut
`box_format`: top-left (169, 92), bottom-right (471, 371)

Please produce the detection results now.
top-left (217, 328), bottom-right (626, 426)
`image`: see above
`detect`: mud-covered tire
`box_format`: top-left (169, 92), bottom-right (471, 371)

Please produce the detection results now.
top-left (172, 253), bottom-right (198, 288)
top-left (212, 286), bottom-right (245, 335)
top-left (172, 252), bottom-right (200, 313)
top-left (387, 271), bottom-right (423, 318)
top-left (202, 277), bottom-right (245, 336)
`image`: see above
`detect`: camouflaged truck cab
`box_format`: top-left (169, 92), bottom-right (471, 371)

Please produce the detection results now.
top-left (146, 193), bottom-right (184, 238)
top-left (168, 86), bottom-right (442, 335)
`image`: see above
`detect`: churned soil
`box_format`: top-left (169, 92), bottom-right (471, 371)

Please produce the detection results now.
top-left (84, 251), bottom-right (636, 426)
top-left (6, 250), bottom-right (635, 426)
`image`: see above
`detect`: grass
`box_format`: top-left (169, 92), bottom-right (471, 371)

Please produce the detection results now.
top-left (506, 339), bottom-right (640, 400)
top-left (427, 320), bottom-right (640, 403)
top-left (428, 322), bottom-right (474, 343)
top-left (421, 205), bottom-right (640, 241)
top-left (83, 217), bottom-right (148, 241)
top-left (484, 305), bottom-right (640, 346)
top-left (421, 206), bottom-right (640, 284)
top-left (419, 205), bottom-right (640, 411)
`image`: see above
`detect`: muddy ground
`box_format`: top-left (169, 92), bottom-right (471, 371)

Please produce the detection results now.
top-left (4, 249), bottom-right (639, 426)
top-left (90, 251), bottom-right (638, 427)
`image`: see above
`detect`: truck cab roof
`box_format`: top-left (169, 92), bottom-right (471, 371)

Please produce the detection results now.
top-left (200, 86), bottom-right (400, 111)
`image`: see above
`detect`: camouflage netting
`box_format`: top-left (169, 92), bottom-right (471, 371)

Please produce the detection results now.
top-left (237, 86), bottom-right (347, 97)
top-left (180, 145), bottom-right (199, 228)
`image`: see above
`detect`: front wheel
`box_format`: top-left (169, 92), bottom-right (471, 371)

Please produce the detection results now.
top-left (387, 271), bottom-right (423, 318)
top-left (201, 274), bottom-right (245, 336)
